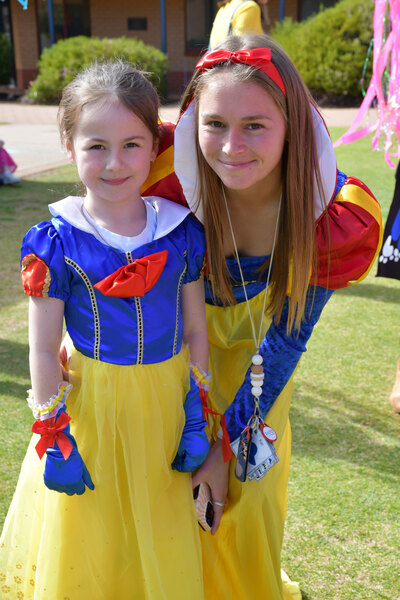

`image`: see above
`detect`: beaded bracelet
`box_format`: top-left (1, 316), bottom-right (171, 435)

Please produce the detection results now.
top-left (190, 361), bottom-right (211, 390)
top-left (27, 382), bottom-right (72, 421)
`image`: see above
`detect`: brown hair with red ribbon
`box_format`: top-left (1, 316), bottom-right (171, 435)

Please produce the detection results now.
top-left (196, 48), bottom-right (286, 97)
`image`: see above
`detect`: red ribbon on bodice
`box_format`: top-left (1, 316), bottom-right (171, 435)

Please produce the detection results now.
top-left (94, 250), bottom-right (168, 298)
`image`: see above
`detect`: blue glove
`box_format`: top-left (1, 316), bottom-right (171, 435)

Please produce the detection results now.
top-left (172, 371), bottom-right (209, 472)
top-left (225, 286), bottom-right (333, 441)
top-left (41, 408), bottom-right (94, 495)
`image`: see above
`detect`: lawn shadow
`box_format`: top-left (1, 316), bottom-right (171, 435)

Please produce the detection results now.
top-left (0, 338), bottom-right (29, 382)
top-left (335, 280), bottom-right (400, 304)
top-left (0, 173), bottom-right (80, 220)
top-left (290, 381), bottom-right (400, 480)
top-left (0, 379), bottom-right (30, 400)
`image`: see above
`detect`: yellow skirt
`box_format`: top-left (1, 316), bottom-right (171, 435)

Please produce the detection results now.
top-left (0, 349), bottom-right (204, 600)
top-left (202, 293), bottom-right (301, 600)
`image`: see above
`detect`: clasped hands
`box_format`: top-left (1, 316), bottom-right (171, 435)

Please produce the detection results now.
top-left (192, 438), bottom-right (230, 535)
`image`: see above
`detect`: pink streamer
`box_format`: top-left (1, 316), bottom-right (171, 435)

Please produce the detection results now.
top-left (334, 0), bottom-right (400, 168)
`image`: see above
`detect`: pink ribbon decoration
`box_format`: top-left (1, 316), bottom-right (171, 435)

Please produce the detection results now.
top-left (334, 0), bottom-right (400, 168)
top-left (196, 48), bottom-right (286, 97)
top-left (94, 250), bottom-right (168, 298)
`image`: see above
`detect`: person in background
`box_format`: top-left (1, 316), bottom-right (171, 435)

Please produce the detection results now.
top-left (377, 164), bottom-right (400, 415)
top-left (209, 0), bottom-right (270, 50)
top-left (390, 359), bottom-right (400, 413)
top-left (0, 139), bottom-right (20, 184)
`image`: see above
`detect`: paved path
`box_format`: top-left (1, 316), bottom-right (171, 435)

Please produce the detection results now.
top-left (0, 101), bottom-right (378, 178)
top-left (0, 103), bottom-right (185, 177)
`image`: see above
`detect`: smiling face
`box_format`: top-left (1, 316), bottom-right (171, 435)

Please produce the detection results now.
top-left (66, 99), bottom-right (158, 213)
top-left (197, 71), bottom-right (286, 201)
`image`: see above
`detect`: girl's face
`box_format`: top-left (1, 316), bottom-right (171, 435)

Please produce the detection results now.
top-left (66, 99), bottom-right (158, 210)
top-left (197, 71), bottom-right (286, 200)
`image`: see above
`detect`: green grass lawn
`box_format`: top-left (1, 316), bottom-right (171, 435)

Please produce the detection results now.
top-left (282, 128), bottom-right (400, 600)
top-left (0, 127), bottom-right (399, 599)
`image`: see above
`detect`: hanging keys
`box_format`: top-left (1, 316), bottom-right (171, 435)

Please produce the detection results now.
top-left (247, 422), bottom-right (279, 482)
top-left (232, 417), bottom-right (279, 483)
top-left (231, 354), bottom-right (279, 482)
top-left (233, 411), bottom-right (260, 482)
top-left (234, 425), bottom-right (253, 482)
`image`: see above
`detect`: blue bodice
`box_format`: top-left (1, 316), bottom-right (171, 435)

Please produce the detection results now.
top-left (21, 197), bottom-right (205, 365)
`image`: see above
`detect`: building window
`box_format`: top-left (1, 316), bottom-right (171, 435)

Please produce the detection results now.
top-left (0, 0), bottom-right (15, 81)
top-left (186, 0), bottom-right (218, 53)
top-left (127, 17), bottom-right (147, 31)
top-left (0, 0), bottom-right (12, 40)
top-left (299, 0), bottom-right (335, 21)
top-left (37, 0), bottom-right (91, 50)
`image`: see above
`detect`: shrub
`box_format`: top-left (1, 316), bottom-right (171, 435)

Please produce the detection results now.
top-left (0, 34), bottom-right (13, 85)
top-left (28, 36), bottom-right (169, 103)
top-left (272, 0), bottom-right (374, 100)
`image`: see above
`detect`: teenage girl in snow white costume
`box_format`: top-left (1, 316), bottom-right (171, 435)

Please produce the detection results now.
top-left (142, 34), bottom-right (383, 600)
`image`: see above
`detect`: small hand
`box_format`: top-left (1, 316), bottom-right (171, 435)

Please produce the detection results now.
top-left (39, 407), bottom-right (95, 496)
top-left (59, 333), bottom-right (74, 381)
top-left (192, 439), bottom-right (230, 534)
top-left (44, 443), bottom-right (95, 495)
top-left (172, 369), bottom-right (209, 472)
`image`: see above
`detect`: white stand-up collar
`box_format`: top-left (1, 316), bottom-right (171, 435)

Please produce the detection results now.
top-left (49, 196), bottom-right (191, 251)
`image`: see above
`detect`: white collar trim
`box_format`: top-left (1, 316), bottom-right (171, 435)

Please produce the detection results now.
top-left (48, 196), bottom-right (190, 242)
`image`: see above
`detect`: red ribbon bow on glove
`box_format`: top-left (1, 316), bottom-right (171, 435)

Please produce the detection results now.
top-left (32, 412), bottom-right (73, 460)
top-left (198, 388), bottom-right (233, 462)
top-left (196, 48), bottom-right (286, 97)
top-left (94, 250), bottom-right (168, 298)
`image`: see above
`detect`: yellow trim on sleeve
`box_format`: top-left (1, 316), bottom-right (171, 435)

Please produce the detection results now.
top-left (141, 145), bottom-right (175, 193)
top-left (335, 184), bottom-right (382, 228)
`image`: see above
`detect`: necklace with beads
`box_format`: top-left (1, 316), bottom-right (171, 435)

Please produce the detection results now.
top-left (222, 186), bottom-right (281, 432)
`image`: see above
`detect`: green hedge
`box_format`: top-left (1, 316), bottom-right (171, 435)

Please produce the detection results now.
top-left (272, 0), bottom-right (374, 100)
top-left (28, 36), bottom-right (169, 104)
top-left (0, 34), bottom-right (13, 85)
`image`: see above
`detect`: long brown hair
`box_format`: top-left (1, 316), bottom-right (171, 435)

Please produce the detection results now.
top-left (180, 34), bottom-right (324, 333)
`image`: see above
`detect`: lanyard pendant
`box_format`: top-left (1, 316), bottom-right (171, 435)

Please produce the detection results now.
top-left (260, 422), bottom-right (277, 442)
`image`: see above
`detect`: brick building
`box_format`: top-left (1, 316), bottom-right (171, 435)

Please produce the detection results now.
top-left (1, 0), bottom-right (334, 95)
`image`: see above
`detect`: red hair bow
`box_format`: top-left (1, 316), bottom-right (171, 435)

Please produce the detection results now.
top-left (94, 250), bottom-right (168, 298)
top-left (196, 48), bottom-right (286, 97)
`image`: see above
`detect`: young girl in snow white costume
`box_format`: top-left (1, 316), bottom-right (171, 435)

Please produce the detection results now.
top-left (0, 61), bottom-right (209, 599)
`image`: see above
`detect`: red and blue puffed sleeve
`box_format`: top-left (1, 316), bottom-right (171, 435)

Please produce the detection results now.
top-left (182, 215), bottom-right (206, 284)
top-left (312, 171), bottom-right (383, 289)
top-left (21, 221), bottom-right (70, 301)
